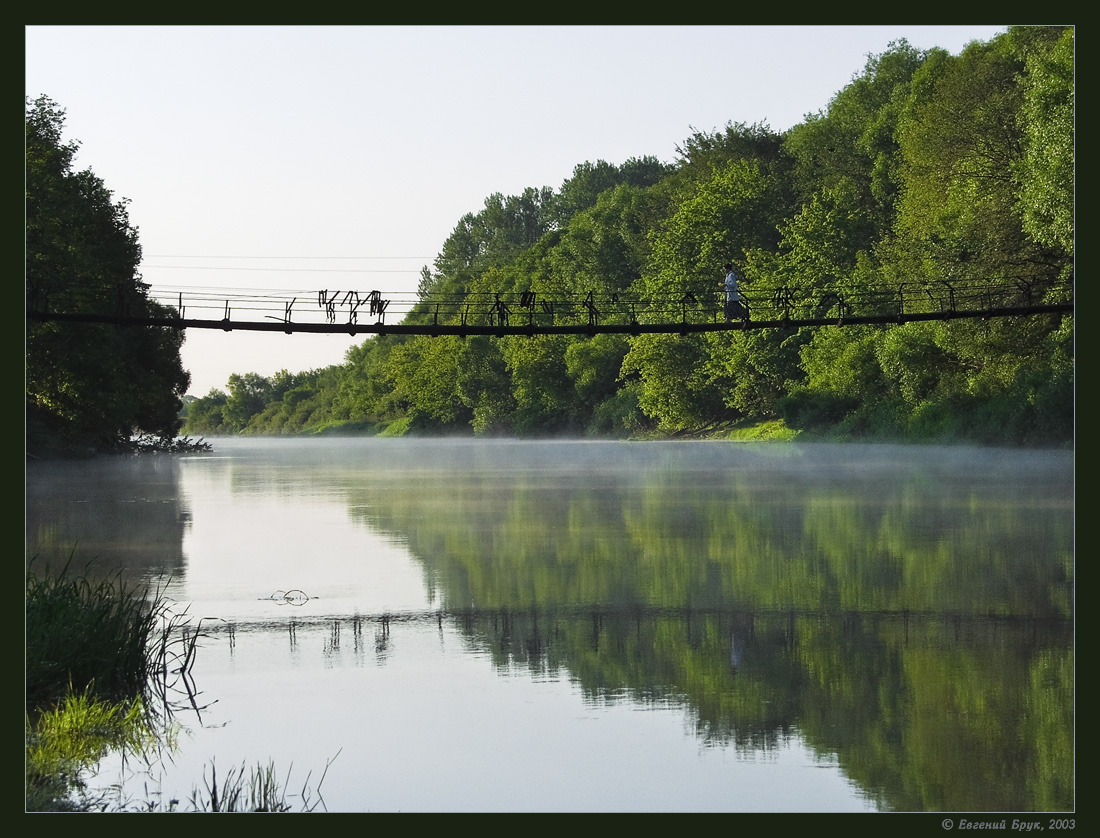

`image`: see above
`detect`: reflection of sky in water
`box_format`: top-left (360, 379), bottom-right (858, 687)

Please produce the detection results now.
top-left (177, 456), bottom-right (434, 620)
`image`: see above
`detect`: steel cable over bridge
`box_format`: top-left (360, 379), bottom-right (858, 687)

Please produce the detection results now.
top-left (27, 277), bottom-right (1073, 337)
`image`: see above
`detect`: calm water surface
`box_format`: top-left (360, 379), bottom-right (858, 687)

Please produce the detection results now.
top-left (25, 439), bottom-right (1074, 812)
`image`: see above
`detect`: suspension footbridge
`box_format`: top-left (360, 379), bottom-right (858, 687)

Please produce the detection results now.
top-left (27, 277), bottom-right (1073, 337)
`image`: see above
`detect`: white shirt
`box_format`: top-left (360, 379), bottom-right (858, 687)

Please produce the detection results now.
top-left (724, 270), bottom-right (739, 302)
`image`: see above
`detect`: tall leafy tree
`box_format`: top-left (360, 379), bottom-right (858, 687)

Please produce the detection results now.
top-left (622, 157), bottom-right (789, 430)
top-left (547, 156), bottom-right (670, 228)
top-left (785, 40), bottom-right (927, 229)
top-left (893, 28), bottom-right (1070, 291)
top-left (221, 372), bottom-right (274, 432)
top-left (330, 337), bottom-right (404, 425)
top-left (670, 121), bottom-right (787, 190)
top-left (386, 334), bottom-right (472, 430)
top-left (456, 335), bottom-right (516, 435)
top-left (1016, 27), bottom-right (1074, 258)
top-left (26, 96), bottom-right (190, 455)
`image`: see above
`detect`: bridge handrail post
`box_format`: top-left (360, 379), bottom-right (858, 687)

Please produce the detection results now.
top-left (584, 291), bottom-right (599, 329)
top-left (1016, 279), bottom-right (1035, 306)
top-left (679, 291), bottom-right (697, 331)
top-left (520, 290), bottom-right (537, 326)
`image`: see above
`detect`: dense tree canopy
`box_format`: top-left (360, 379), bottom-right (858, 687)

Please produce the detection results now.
top-left (27, 96), bottom-right (190, 456)
top-left (183, 28), bottom-right (1073, 446)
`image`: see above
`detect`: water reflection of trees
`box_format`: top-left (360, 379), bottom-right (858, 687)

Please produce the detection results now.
top-left (25, 456), bottom-right (190, 581)
top-left (331, 445), bottom-right (1072, 811)
top-left (446, 605), bottom-right (1070, 812)
top-left (344, 452), bottom-right (1073, 619)
top-left (222, 602), bottom-right (1071, 812)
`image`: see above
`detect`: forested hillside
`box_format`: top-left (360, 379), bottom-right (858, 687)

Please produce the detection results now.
top-left (183, 28), bottom-right (1074, 446)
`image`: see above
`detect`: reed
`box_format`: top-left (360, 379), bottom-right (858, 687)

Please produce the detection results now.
top-left (25, 556), bottom-right (189, 714)
top-left (182, 757), bottom-right (334, 813)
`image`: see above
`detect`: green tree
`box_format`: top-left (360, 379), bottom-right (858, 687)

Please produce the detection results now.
top-left (785, 41), bottom-right (927, 227)
top-left (621, 334), bottom-right (732, 431)
top-left (1016, 27), bottom-right (1074, 257)
top-left (221, 372), bottom-right (273, 432)
top-left (546, 183), bottom-right (661, 299)
top-left (894, 28), bottom-right (1069, 292)
top-left (547, 157), bottom-right (670, 228)
top-left (331, 337), bottom-right (404, 425)
top-left (565, 334), bottom-right (631, 416)
top-left (774, 29), bottom-right (1072, 443)
top-left (181, 389), bottom-right (229, 435)
top-left (26, 96), bottom-right (190, 455)
top-left (386, 335), bottom-right (472, 430)
top-left (623, 156), bottom-right (788, 430)
top-left (457, 336), bottom-right (516, 435)
top-left (502, 334), bottom-right (579, 434)
top-left (670, 121), bottom-right (788, 191)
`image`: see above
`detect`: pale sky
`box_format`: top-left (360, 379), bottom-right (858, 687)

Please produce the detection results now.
top-left (26, 25), bottom-right (1007, 397)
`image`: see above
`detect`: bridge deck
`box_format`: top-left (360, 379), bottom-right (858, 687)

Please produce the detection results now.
top-left (27, 302), bottom-right (1073, 336)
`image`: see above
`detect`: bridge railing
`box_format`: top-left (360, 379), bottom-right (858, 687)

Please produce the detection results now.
top-left (28, 276), bottom-right (1073, 333)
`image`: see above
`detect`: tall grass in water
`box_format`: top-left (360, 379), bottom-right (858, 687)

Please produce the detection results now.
top-left (166, 754), bottom-right (337, 813)
top-left (27, 693), bottom-right (334, 812)
top-left (25, 558), bottom-right (335, 812)
top-left (25, 557), bottom-right (185, 714)
top-left (25, 558), bottom-right (196, 810)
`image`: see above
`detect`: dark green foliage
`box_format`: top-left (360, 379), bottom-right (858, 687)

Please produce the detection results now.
top-left (26, 97), bottom-right (190, 455)
top-left (673, 121), bottom-right (789, 185)
top-left (778, 389), bottom-right (859, 430)
top-left (181, 388), bottom-right (230, 434)
top-left (587, 384), bottom-right (647, 437)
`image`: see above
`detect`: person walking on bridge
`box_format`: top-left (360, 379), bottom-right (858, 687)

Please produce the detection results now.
top-left (723, 263), bottom-right (746, 323)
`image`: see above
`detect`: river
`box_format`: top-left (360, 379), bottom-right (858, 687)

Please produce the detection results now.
top-left (25, 438), bottom-right (1074, 812)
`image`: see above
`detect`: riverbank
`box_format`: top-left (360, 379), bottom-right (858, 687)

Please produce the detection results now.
top-left (183, 415), bottom-right (1073, 450)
